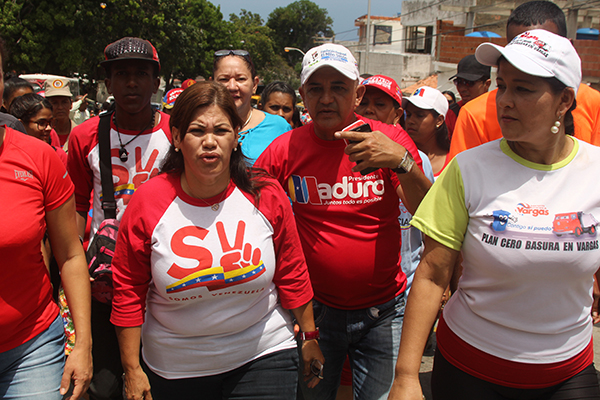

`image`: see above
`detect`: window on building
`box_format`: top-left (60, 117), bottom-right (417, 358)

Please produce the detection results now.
top-left (373, 25), bottom-right (392, 45)
top-left (405, 26), bottom-right (433, 53)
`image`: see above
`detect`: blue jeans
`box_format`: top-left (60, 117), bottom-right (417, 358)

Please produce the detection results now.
top-left (299, 294), bottom-right (405, 400)
top-left (144, 348), bottom-right (299, 400)
top-left (0, 314), bottom-right (65, 400)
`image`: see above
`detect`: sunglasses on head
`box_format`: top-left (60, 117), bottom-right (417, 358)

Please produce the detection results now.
top-left (214, 49), bottom-right (250, 58)
top-left (453, 78), bottom-right (481, 87)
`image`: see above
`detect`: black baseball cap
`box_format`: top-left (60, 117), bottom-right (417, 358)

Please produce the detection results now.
top-left (449, 54), bottom-right (491, 81)
top-left (100, 37), bottom-right (160, 71)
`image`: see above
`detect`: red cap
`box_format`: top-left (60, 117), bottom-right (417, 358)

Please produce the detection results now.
top-left (181, 79), bottom-right (196, 90)
top-left (360, 75), bottom-right (402, 104)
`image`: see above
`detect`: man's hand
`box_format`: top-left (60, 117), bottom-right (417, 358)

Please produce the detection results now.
top-left (334, 130), bottom-right (406, 174)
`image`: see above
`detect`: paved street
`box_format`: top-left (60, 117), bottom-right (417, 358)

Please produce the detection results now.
top-left (418, 325), bottom-right (600, 399)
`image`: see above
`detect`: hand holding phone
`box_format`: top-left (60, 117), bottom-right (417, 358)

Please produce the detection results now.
top-left (341, 121), bottom-right (378, 175)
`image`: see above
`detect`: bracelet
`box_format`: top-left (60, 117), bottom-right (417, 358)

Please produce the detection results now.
top-left (392, 150), bottom-right (415, 174)
top-left (300, 328), bottom-right (320, 341)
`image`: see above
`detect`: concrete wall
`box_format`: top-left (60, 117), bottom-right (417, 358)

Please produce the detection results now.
top-left (355, 51), bottom-right (433, 87)
top-left (356, 18), bottom-right (405, 54)
top-left (401, 0), bottom-right (475, 27)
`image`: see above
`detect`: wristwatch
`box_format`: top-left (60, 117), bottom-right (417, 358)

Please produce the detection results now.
top-left (392, 150), bottom-right (415, 174)
top-left (300, 328), bottom-right (320, 341)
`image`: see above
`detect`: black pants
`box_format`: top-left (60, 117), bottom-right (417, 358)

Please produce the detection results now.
top-left (431, 349), bottom-right (600, 400)
top-left (87, 300), bottom-right (123, 400)
top-left (143, 348), bottom-right (298, 400)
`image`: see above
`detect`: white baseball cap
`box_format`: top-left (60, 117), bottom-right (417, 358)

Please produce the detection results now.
top-left (402, 86), bottom-right (448, 118)
top-left (475, 29), bottom-right (581, 95)
top-left (300, 43), bottom-right (360, 85)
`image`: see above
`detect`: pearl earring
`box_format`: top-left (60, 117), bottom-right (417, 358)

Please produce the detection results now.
top-left (175, 147), bottom-right (180, 152)
top-left (551, 117), bottom-right (561, 134)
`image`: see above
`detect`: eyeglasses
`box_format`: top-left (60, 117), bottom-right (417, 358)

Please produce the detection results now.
top-left (214, 49), bottom-right (250, 58)
top-left (33, 119), bottom-right (53, 130)
top-left (453, 78), bottom-right (480, 87)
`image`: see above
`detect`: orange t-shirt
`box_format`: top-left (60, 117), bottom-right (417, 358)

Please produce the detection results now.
top-left (448, 84), bottom-right (600, 159)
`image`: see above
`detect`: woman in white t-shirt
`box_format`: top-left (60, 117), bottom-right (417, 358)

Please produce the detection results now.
top-left (389, 30), bottom-right (600, 400)
top-left (111, 81), bottom-right (324, 400)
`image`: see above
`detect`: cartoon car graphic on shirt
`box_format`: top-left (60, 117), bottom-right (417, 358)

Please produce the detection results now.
top-left (553, 212), bottom-right (598, 237)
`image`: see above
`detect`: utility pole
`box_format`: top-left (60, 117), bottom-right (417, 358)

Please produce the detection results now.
top-left (365, 0), bottom-right (372, 74)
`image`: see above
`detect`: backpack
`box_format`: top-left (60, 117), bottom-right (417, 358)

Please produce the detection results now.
top-left (86, 218), bottom-right (119, 303)
top-left (86, 111), bottom-right (118, 303)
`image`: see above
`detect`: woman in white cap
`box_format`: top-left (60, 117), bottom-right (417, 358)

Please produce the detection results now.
top-left (389, 30), bottom-right (600, 399)
top-left (402, 86), bottom-right (450, 177)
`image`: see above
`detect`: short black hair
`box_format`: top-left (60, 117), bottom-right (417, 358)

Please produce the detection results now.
top-left (442, 90), bottom-right (456, 103)
top-left (9, 93), bottom-right (53, 122)
top-left (260, 81), bottom-right (297, 107)
top-left (507, 1), bottom-right (567, 38)
top-left (4, 77), bottom-right (34, 102)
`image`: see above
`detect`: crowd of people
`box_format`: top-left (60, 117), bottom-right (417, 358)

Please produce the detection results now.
top-left (2, 1), bottom-right (600, 400)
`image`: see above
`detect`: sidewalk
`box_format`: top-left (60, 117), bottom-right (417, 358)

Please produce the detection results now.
top-left (418, 325), bottom-right (600, 399)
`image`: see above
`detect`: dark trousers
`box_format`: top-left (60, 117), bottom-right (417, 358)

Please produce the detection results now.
top-left (87, 300), bottom-right (123, 400)
top-left (431, 349), bottom-right (600, 400)
top-left (143, 348), bottom-right (298, 400)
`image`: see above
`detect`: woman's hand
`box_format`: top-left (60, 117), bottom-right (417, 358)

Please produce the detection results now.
top-left (60, 342), bottom-right (93, 399)
top-left (387, 374), bottom-right (423, 400)
top-left (123, 367), bottom-right (153, 400)
top-left (301, 339), bottom-right (325, 389)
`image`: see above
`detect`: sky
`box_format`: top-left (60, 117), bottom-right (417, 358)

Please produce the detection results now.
top-left (212, 0), bottom-right (403, 42)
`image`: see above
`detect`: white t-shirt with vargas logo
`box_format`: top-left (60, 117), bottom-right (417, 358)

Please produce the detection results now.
top-left (412, 137), bottom-right (600, 364)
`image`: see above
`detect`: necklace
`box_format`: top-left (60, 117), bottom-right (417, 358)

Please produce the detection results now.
top-left (198, 189), bottom-right (228, 211)
top-left (242, 108), bottom-right (253, 129)
top-left (113, 110), bottom-right (156, 162)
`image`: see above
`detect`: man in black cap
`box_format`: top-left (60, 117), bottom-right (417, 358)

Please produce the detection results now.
top-left (449, 54), bottom-right (491, 108)
top-left (67, 37), bottom-right (171, 400)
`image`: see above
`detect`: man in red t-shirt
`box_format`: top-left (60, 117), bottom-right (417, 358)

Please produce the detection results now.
top-left (255, 43), bottom-right (431, 400)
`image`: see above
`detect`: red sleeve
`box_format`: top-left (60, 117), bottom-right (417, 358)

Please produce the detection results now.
top-left (39, 139), bottom-right (74, 212)
top-left (67, 118), bottom-right (98, 214)
top-left (110, 183), bottom-right (154, 327)
top-left (445, 108), bottom-right (457, 140)
top-left (254, 132), bottom-right (289, 186)
top-left (252, 178), bottom-right (313, 310)
top-left (50, 129), bottom-right (60, 148)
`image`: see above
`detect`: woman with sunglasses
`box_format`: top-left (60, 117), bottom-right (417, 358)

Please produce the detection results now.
top-left (213, 50), bottom-right (291, 165)
top-left (10, 93), bottom-right (67, 167)
top-left (111, 82), bottom-right (324, 400)
top-left (390, 30), bottom-right (600, 400)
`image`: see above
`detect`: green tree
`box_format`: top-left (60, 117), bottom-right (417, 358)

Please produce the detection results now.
top-left (0, 0), bottom-right (232, 85)
top-left (227, 9), bottom-right (299, 88)
top-left (266, 0), bottom-right (334, 63)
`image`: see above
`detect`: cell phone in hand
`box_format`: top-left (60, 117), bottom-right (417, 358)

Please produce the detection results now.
top-left (342, 121), bottom-right (378, 175)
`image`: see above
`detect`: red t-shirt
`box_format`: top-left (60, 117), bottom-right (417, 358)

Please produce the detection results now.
top-left (255, 116), bottom-right (422, 309)
top-left (0, 127), bottom-right (74, 352)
